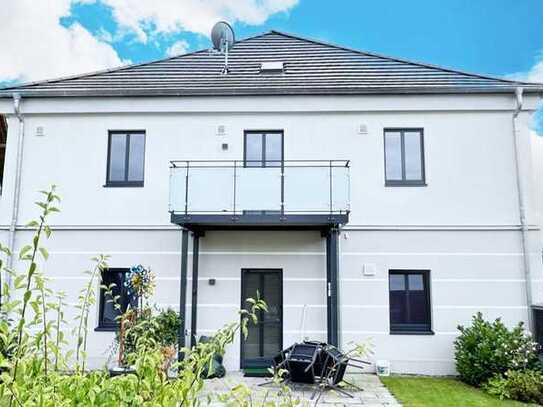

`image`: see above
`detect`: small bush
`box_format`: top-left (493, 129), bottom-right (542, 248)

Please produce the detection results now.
top-left (484, 369), bottom-right (543, 404)
top-left (122, 308), bottom-right (181, 365)
top-left (154, 308), bottom-right (181, 347)
top-left (454, 312), bottom-right (540, 386)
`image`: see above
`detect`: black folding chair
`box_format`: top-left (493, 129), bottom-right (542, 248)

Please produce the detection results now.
top-left (311, 345), bottom-right (371, 402)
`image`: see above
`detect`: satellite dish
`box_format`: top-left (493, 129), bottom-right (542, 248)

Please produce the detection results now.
top-left (211, 21), bottom-right (235, 74)
top-left (211, 21), bottom-right (235, 51)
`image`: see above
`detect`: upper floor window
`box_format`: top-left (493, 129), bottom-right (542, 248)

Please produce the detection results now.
top-left (106, 131), bottom-right (145, 187)
top-left (384, 128), bottom-right (425, 186)
top-left (244, 131), bottom-right (283, 167)
top-left (97, 268), bottom-right (137, 330)
top-left (389, 270), bottom-right (432, 334)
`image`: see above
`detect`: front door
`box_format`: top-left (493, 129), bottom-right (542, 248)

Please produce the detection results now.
top-left (241, 269), bottom-right (283, 368)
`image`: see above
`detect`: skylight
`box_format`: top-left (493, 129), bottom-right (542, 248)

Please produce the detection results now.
top-left (260, 61), bottom-right (284, 73)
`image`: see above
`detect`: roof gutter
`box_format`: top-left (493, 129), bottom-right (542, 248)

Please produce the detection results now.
top-left (6, 93), bottom-right (25, 292)
top-left (511, 87), bottom-right (535, 331)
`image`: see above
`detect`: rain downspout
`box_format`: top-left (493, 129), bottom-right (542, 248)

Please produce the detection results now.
top-left (512, 86), bottom-right (534, 331)
top-left (6, 93), bottom-right (24, 288)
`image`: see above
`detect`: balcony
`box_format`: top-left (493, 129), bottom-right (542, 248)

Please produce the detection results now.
top-left (169, 160), bottom-right (350, 231)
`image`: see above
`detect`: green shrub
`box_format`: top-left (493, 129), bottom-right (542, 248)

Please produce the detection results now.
top-left (122, 308), bottom-right (181, 365)
top-left (454, 312), bottom-right (540, 386)
top-left (484, 369), bottom-right (543, 404)
top-left (154, 308), bottom-right (181, 347)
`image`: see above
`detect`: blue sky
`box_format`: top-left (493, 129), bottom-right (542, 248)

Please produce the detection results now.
top-left (2, 0), bottom-right (542, 132)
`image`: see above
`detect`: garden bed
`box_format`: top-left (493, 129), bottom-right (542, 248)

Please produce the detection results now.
top-left (381, 376), bottom-right (538, 406)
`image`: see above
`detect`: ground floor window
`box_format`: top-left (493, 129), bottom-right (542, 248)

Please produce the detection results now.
top-left (389, 270), bottom-right (432, 334)
top-left (97, 268), bottom-right (137, 330)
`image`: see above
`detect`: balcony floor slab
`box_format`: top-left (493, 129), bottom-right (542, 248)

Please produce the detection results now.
top-left (170, 213), bottom-right (349, 232)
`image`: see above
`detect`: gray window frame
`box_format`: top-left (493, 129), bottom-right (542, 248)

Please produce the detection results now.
top-left (384, 128), bottom-right (426, 187)
top-left (105, 130), bottom-right (146, 187)
top-left (388, 269), bottom-right (433, 335)
top-left (243, 130), bottom-right (284, 168)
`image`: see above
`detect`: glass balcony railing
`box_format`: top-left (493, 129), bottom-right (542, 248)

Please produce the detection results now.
top-left (169, 160), bottom-right (350, 216)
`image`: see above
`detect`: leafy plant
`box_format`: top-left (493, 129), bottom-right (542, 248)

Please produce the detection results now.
top-left (484, 369), bottom-right (543, 404)
top-left (0, 186), bottom-right (304, 406)
top-left (154, 308), bottom-right (181, 347)
top-left (0, 316), bottom-right (16, 372)
top-left (1, 187), bottom-right (60, 407)
top-left (120, 307), bottom-right (181, 366)
top-left (454, 312), bottom-right (540, 386)
top-left (51, 291), bottom-right (69, 372)
top-left (74, 254), bottom-right (109, 371)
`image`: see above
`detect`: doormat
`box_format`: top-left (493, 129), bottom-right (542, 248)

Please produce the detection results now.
top-left (243, 367), bottom-right (273, 377)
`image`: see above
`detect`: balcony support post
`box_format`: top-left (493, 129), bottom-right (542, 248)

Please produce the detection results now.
top-left (326, 227), bottom-right (340, 346)
top-left (190, 232), bottom-right (201, 348)
top-left (177, 228), bottom-right (189, 364)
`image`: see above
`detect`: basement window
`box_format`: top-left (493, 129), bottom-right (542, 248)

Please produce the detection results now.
top-left (0, 115), bottom-right (7, 195)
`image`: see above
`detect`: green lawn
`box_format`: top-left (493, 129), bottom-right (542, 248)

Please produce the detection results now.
top-left (381, 376), bottom-right (538, 407)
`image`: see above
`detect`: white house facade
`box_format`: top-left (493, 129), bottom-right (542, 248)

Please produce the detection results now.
top-left (1, 31), bottom-right (543, 375)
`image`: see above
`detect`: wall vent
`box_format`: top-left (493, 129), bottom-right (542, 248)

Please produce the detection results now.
top-left (260, 61), bottom-right (284, 73)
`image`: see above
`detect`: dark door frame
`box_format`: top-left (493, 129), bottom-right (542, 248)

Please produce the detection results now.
top-left (240, 268), bottom-right (283, 369)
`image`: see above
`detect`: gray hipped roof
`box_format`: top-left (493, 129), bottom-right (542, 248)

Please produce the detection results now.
top-left (1, 31), bottom-right (542, 97)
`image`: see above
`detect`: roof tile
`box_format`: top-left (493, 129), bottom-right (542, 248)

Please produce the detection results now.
top-left (1, 31), bottom-right (542, 97)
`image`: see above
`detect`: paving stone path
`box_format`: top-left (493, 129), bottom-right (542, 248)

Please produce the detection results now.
top-left (202, 372), bottom-right (401, 406)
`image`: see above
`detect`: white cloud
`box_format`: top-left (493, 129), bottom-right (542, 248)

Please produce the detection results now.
top-left (95, 0), bottom-right (299, 43)
top-left (166, 40), bottom-right (190, 57)
top-left (508, 52), bottom-right (543, 84)
top-left (0, 0), bottom-right (126, 83)
top-left (522, 60), bottom-right (543, 84)
top-left (506, 51), bottom-right (543, 136)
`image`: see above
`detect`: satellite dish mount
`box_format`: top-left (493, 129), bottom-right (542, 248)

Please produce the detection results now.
top-left (211, 21), bottom-right (235, 75)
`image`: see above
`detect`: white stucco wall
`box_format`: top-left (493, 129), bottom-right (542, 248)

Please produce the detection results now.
top-left (0, 93), bottom-right (542, 374)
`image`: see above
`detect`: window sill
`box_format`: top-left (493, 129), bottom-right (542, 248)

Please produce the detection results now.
top-left (103, 182), bottom-right (144, 188)
top-left (94, 326), bottom-right (118, 332)
top-left (390, 330), bottom-right (434, 336)
top-left (385, 182), bottom-right (427, 187)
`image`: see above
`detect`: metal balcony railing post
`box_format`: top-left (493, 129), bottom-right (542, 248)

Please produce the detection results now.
top-left (184, 161), bottom-right (189, 217)
top-left (329, 160), bottom-right (333, 217)
top-left (281, 161), bottom-right (285, 219)
top-left (233, 161), bottom-right (237, 217)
